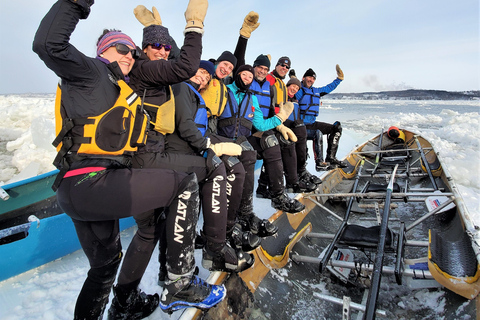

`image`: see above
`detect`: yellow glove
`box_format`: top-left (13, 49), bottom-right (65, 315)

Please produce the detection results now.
top-left (184, 0), bottom-right (208, 34)
top-left (210, 142), bottom-right (242, 156)
top-left (133, 5), bottom-right (162, 27)
top-left (239, 11), bottom-right (260, 39)
top-left (276, 124), bottom-right (298, 142)
top-left (336, 64), bottom-right (344, 80)
top-left (275, 101), bottom-right (294, 122)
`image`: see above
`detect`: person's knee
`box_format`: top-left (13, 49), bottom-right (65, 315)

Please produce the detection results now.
top-left (260, 132), bottom-right (279, 150)
top-left (332, 121), bottom-right (342, 134)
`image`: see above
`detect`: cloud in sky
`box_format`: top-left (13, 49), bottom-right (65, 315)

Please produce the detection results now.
top-left (0, 0), bottom-right (478, 94)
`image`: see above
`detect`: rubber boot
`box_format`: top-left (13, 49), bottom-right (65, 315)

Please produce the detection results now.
top-left (238, 212), bottom-right (279, 238)
top-left (108, 284), bottom-right (159, 320)
top-left (256, 166), bottom-right (272, 199)
top-left (326, 131), bottom-right (347, 168)
top-left (227, 222), bottom-right (261, 252)
top-left (160, 273), bottom-right (226, 313)
top-left (201, 240), bottom-right (254, 273)
top-left (271, 192), bottom-right (305, 213)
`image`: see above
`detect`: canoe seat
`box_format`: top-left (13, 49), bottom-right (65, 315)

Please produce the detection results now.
top-left (339, 224), bottom-right (394, 250)
top-left (366, 183), bottom-right (400, 193)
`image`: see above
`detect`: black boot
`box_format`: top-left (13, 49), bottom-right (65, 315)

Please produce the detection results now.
top-left (158, 266), bottom-right (167, 286)
top-left (325, 156), bottom-right (348, 168)
top-left (315, 159), bottom-right (331, 171)
top-left (227, 223), bottom-right (261, 252)
top-left (160, 273), bottom-right (226, 313)
top-left (108, 285), bottom-right (159, 320)
top-left (202, 241), bottom-right (254, 273)
top-left (299, 169), bottom-right (322, 185)
top-left (256, 181), bottom-right (271, 199)
top-left (239, 214), bottom-right (278, 238)
top-left (271, 192), bottom-right (305, 213)
top-left (286, 179), bottom-right (317, 193)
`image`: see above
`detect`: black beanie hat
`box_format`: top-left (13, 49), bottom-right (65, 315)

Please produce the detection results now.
top-left (235, 64), bottom-right (255, 77)
top-left (276, 56), bottom-right (291, 68)
top-left (303, 68), bottom-right (316, 79)
top-left (216, 51), bottom-right (237, 68)
top-left (253, 54), bottom-right (271, 69)
top-left (142, 25), bottom-right (171, 49)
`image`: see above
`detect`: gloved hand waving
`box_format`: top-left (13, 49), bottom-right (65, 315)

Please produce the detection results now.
top-left (275, 101), bottom-right (294, 122)
top-left (210, 142), bottom-right (242, 156)
top-left (276, 124), bottom-right (298, 142)
top-left (184, 0), bottom-right (208, 34)
top-left (239, 11), bottom-right (260, 39)
top-left (134, 5), bottom-right (162, 26)
top-left (336, 64), bottom-right (344, 80)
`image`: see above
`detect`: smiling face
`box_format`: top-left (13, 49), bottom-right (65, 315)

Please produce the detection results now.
top-left (144, 44), bottom-right (169, 61)
top-left (275, 63), bottom-right (289, 78)
top-left (303, 76), bottom-right (316, 88)
top-left (254, 65), bottom-right (269, 82)
top-left (287, 84), bottom-right (300, 97)
top-left (215, 61), bottom-right (234, 79)
top-left (190, 68), bottom-right (211, 90)
top-left (101, 45), bottom-right (135, 75)
top-left (239, 70), bottom-right (254, 86)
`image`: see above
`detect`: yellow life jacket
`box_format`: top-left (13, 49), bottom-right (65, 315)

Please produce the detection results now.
top-left (201, 78), bottom-right (228, 117)
top-left (272, 76), bottom-right (287, 107)
top-left (53, 79), bottom-right (148, 160)
top-left (142, 86), bottom-right (176, 135)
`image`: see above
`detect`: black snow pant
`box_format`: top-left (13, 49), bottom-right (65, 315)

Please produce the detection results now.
top-left (306, 121), bottom-right (342, 161)
top-left (56, 163), bottom-right (199, 320)
top-left (247, 130), bottom-right (284, 201)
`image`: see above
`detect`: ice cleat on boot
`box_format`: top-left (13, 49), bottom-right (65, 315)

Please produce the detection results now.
top-left (202, 242), bottom-right (254, 273)
top-left (326, 157), bottom-right (347, 169)
top-left (240, 214), bottom-right (279, 238)
top-left (160, 275), bottom-right (226, 313)
top-left (108, 286), bottom-right (159, 320)
top-left (271, 192), bottom-right (305, 214)
top-left (299, 169), bottom-right (322, 185)
top-left (286, 179), bottom-right (317, 193)
top-left (228, 223), bottom-right (261, 252)
top-left (255, 182), bottom-right (272, 199)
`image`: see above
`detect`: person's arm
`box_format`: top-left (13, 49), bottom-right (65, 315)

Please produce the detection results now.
top-left (33, 0), bottom-right (98, 83)
top-left (232, 11), bottom-right (259, 75)
top-left (252, 95), bottom-right (281, 131)
top-left (313, 78), bottom-right (342, 96)
top-left (172, 83), bottom-right (209, 153)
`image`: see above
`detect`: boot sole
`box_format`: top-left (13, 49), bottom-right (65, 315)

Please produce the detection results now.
top-left (159, 284), bottom-right (226, 313)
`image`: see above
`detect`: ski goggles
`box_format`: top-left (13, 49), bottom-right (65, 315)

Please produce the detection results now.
top-left (149, 43), bottom-right (172, 51)
top-left (115, 43), bottom-right (140, 59)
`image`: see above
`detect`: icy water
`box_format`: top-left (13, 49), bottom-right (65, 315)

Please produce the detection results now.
top-left (0, 95), bottom-right (478, 319)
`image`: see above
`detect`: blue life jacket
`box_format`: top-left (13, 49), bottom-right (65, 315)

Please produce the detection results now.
top-left (249, 80), bottom-right (271, 119)
top-left (185, 83), bottom-right (208, 137)
top-left (217, 90), bottom-right (254, 140)
top-left (298, 86), bottom-right (321, 124)
top-left (288, 100), bottom-right (301, 122)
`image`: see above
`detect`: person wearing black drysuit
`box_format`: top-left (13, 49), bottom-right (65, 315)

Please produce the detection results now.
top-left (131, 58), bottom-right (254, 274)
top-left (33, 1), bottom-right (225, 319)
top-left (129, 8), bottom-right (255, 280)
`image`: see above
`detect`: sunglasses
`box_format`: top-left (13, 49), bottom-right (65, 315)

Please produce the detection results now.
top-left (280, 64), bottom-right (290, 70)
top-left (114, 43), bottom-right (140, 59)
top-left (149, 43), bottom-right (172, 51)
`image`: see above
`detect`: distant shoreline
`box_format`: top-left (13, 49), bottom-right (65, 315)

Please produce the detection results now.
top-left (1, 89), bottom-right (479, 101)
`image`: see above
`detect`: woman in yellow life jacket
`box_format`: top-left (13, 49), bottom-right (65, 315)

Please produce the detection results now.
top-left (33, 1), bottom-right (225, 319)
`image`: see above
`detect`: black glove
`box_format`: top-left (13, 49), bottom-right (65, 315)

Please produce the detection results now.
top-left (288, 69), bottom-right (296, 78)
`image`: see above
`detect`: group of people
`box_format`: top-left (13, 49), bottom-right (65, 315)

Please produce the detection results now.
top-left (33, 1), bottom-right (345, 319)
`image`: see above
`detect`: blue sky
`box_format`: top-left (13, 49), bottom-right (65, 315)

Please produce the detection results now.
top-left (1, 0), bottom-right (478, 94)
